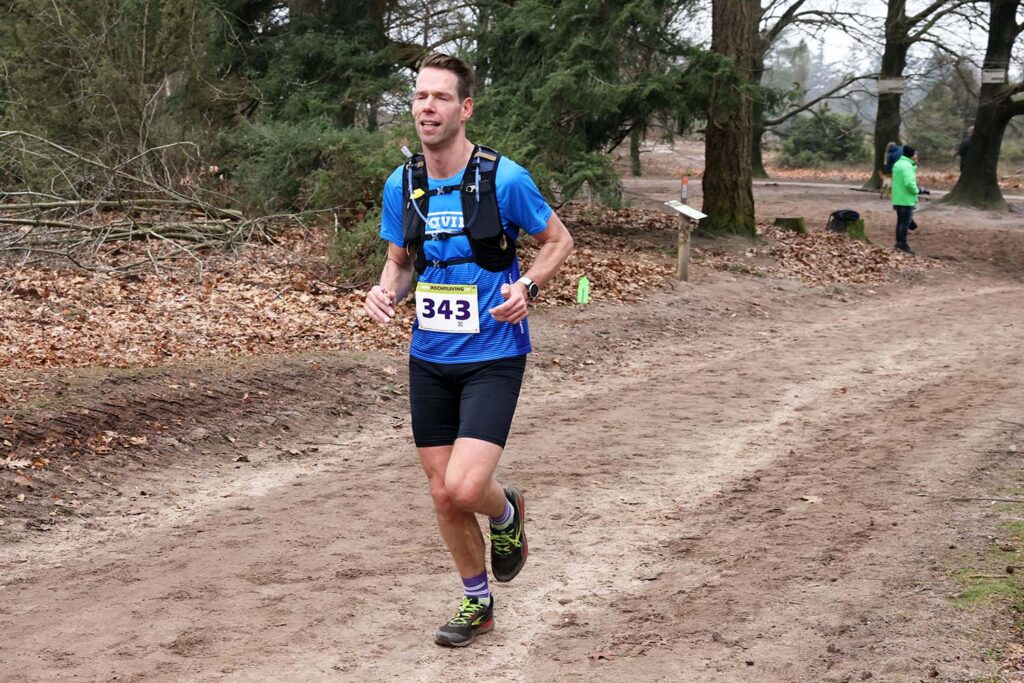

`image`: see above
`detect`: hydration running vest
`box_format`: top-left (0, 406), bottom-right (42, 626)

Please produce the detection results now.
top-left (401, 145), bottom-right (516, 275)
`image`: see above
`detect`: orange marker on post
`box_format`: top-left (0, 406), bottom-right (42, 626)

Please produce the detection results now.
top-left (680, 175), bottom-right (689, 205)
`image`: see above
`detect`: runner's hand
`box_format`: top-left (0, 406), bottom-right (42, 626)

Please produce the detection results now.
top-left (489, 283), bottom-right (528, 324)
top-left (365, 285), bottom-right (396, 323)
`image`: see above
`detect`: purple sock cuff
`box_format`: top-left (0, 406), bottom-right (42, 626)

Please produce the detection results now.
top-left (462, 571), bottom-right (490, 598)
top-left (489, 499), bottom-right (514, 527)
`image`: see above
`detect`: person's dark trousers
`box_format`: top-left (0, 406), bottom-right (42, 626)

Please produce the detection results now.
top-left (894, 205), bottom-right (914, 249)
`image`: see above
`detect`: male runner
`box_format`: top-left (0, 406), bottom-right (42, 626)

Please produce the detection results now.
top-left (363, 53), bottom-right (573, 647)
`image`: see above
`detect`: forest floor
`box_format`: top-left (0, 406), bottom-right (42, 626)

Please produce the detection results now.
top-left (4, 145), bottom-right (1024, 682)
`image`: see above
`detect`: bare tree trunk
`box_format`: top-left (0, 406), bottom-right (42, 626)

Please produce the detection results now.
top-left (943, 0), bottom-right (1023, 209)
top-left (866, 0), bottom-right (909, 190)
top-left (702, 0), bottom-right (758, 237)
top-left (751, 118), bottom-right (768, 179)
top-left (630, 127), bottom-right (642, 177)
top-left (750, 53), bottom-right (768, 179)
top-left (946, 114), bottom-right (1014, 208)
top-left (368, 103), bottom-right (379, 132)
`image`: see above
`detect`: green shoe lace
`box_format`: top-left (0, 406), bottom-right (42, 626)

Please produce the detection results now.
top-left (449, 597), bottom-right (484, 626)
top-left (489, 527), bottom-right (522, 556)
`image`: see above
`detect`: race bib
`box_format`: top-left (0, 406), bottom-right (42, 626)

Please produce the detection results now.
top-left (415, 283), bottom-right (480, 334)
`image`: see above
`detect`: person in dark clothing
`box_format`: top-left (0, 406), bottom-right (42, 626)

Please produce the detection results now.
top-left (880, 141), bottom-right (902, 199)
top-left (955, 126), bottom-right (973, 175)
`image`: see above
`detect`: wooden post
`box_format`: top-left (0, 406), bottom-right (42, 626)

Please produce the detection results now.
top-left (678, 217), bottom-right (691, 281)
top-left (664, 200), bottom-right (706, 282)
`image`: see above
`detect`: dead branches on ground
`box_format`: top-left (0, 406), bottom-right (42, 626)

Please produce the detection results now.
top-left (0, 130), bottom-right (276, 273)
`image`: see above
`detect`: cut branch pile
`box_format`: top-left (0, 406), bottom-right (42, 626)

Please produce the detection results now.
top-left (1, 130), bottom-right (259, 271)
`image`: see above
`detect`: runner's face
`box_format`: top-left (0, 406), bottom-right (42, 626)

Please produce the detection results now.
top-left (413, 68), bottom-right (472, 149)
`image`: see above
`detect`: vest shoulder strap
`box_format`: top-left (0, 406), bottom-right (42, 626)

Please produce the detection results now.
top-left (402, 145), bottom-right (515, 274)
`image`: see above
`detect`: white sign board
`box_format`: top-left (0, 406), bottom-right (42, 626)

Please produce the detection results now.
top-left (877, 77), bottom-right (905, 94)
top-left (982, 69), bottom-right (1008, 84)
top-left (665, 200), bottom-right (707, 221)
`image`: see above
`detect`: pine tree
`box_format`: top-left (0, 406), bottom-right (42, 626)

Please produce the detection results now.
top-left (470, 0), bottom-right (717, 200)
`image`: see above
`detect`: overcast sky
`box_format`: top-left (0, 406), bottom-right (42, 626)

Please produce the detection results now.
top-left (684, 0), bottom-right (1000, 76)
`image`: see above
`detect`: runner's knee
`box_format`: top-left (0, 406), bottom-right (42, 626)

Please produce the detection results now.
top-left (428, 479), bottom-right (460, 517)
top-left (444, 474), bottom-right (487, 512)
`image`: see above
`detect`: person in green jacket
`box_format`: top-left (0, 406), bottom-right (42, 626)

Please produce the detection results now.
top-left (891, 145), bottom-right (919, 254)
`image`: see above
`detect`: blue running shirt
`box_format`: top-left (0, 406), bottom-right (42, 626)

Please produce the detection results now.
top-left (380, 155), bottom-right (553, 363)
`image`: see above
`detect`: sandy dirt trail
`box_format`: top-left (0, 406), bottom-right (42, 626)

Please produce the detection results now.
top-left (3, 264), bottom-right (1023, 681)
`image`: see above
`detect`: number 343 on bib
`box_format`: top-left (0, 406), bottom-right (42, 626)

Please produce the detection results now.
top-left (415, 282), bottom-right (480, 334)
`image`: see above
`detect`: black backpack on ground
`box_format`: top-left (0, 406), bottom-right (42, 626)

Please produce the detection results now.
top-left (826, 209), bottom-right (860, 233)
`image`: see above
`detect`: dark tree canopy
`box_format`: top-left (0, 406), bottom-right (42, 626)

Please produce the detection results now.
top-left (471, 0), bottom-right (718, 200)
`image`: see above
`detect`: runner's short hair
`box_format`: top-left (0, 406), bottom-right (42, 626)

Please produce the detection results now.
top-left (419, 53), bottom-right (475, 101)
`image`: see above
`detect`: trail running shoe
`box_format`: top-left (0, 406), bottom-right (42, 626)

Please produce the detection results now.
top-left (490, 484), bottom-right (528, 582)
top-left (434, 597), bottom-right (494, 647)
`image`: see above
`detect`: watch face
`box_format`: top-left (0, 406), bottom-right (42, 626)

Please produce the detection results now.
top-left (527, 282), bottom-right (540, 299)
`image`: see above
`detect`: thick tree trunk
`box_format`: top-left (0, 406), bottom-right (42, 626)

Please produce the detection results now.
top-left (630, 127), bottom-right (642, 177)
top-left (702, 0), bottom-right (758, 237)
top-left (368, 103), bottom-right (379, 132)
top-left (943, 0), bottom-right (1023, 209)
top-left (866, 1), bottom-right (910, 190)
top-left (869, 91), bottom-right (904, 189)
top-left (751, 116), bottom-right (768, 179)
top-left (750, 54), bottom-right (769, 179)
top-left (944, 112), bottom-right (1013, 208)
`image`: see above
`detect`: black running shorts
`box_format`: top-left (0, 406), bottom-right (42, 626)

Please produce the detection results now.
top-left (409, 355), bottom-right (527, 448)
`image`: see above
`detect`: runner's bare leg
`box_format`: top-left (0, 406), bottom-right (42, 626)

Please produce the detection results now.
top-left (418, 438), bottom-right (507, 576)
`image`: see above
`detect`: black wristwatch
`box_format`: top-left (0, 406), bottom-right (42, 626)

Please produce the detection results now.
top-left (517, 276), bottom-right (540, 300)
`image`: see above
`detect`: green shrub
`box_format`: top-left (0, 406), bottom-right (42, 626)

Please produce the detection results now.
top-left (219, 119), bottom-right (415, 212)
top-left (310, 125), bottom-right (415, 285)
top-left (216, 120), bottom-right (413, 285)
top-left (305, 124), bottom-right (415, 216)
top-left (908, 124), bottom-right (958, 164)
top-left (1001, 121), bottom-right (1024, 166)
top-left (778, 106), bottom-right (870, 168)
top-left (780, 149), bottom-right (830, 168)
top-left (218, 119), bottom-right (346, 212)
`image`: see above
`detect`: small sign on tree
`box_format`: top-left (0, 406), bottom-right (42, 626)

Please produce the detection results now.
top-left (877, 77), bottom-right (905, 94)
top-left (982, 68), bottom-right (1009, 84)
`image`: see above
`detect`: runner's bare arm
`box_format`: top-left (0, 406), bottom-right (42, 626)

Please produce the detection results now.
top-left (490, 212), bottom-right (573, 324)
top-left (522, 211), bottom-right (573, 288)
top-left (364, 243), bottom-right (415, 324)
